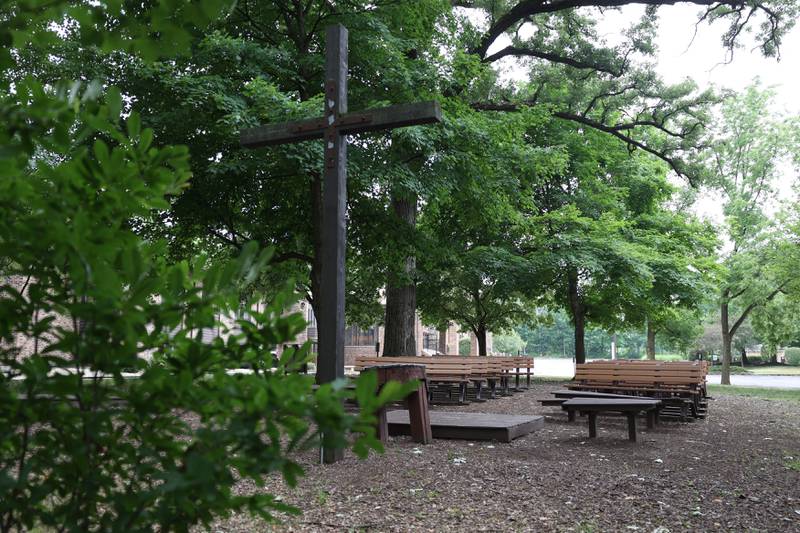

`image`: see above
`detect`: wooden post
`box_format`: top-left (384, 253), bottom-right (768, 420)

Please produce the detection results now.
top-left (238, 24), bottom-right (442, 463)
top-left (588, 412), bottom-right (597, 438)
top-left (646, 410), bottom-right (656, 430)
top-left (627, 413), bottom-right (637, 442)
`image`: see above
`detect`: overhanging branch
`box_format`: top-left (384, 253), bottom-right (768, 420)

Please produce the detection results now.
top-left (471, 101), bottom-right (692, 181)
top-left (469, 0), bottom-right (775, 60)
top-left (482, 46), bottom-right (625, 77)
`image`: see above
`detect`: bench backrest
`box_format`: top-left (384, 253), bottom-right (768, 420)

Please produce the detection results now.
top-left (586, 359), bottom-right (708, 376)
top-left (354, 354), bottom-right (534, 380)
top-left (575, 362), bottom-right (705, 387)
top-left (354, 356), bottom-right (473, 379)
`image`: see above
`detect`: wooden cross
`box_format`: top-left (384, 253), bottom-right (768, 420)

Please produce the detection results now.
top-left (240, 24), bottom-right (441, 463)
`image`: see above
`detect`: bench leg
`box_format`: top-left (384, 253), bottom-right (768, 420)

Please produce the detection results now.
top-left (488, 380), bottom-right (497, 399)
top-left (459, 382), bottom-right (467, 404)
top-left (406, 383), bottom-right (432, 444)
top-left (646, 410), bottom-right (655, 430)
top-left (526, 370), bottom-right (531, 388)
top-left (588, 413), bottom-right (597, 438)
top-left (474, 381), bottom-right (483, 401)
top-left (567, 409), bottom-right (576, 422)
top-left (375, 406), bottom-right (388, 444)
top-left (627, 413), bottom-right (637, 442)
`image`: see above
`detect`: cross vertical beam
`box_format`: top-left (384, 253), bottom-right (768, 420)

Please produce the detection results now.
top-left (319, 24), bottom-right (347, 464)
top-left (239, 23), bottom-right (442, 465)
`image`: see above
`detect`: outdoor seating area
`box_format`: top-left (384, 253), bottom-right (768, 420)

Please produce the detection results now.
top-left (5, 1), bottom-right (800, 531)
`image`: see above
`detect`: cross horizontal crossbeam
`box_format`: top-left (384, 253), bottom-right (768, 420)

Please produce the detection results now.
top-left (240, 101), bottom-right (442, 148)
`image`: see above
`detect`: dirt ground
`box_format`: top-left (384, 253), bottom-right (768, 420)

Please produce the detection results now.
top-left (214, 382), bottom-right (800, 532)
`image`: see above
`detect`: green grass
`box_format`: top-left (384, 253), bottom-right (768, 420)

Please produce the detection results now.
top-left (708, 365), bottom-right (751, 375)
top-left (708, 384), bottom-right (800, 402)
top-left (707, 364), bottom-right (800, 376)
top-left (746, 365), bottom-right (800, 376)
top-left (786, 458), bottom-right (800, 472)
top-left (530, 376), bottom-right (571, 383)
top-left (649, 353), bottom-right (687, 362)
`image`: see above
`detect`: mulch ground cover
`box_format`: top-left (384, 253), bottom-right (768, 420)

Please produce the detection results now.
top-left (214, 382), bottom-right (800, 532)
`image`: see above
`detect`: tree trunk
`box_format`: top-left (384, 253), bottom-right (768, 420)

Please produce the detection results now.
top-left (741, 346), bottom-right (749, 366)
top-left (646, 321), bottom-right (656, 360)
top-left (767, 344), bottom-right (778, 364)
top-left (567, 269), bottom-right (587, 364)
top-left (383, 193), bottom-right (418, 356)
top-left (476, 324), bottom-right (488, 356)
top-left (721, 301), bottom-right (732, 385)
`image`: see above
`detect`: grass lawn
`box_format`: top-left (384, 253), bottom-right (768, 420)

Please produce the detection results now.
top-left (708, 384), bottom-right (800, 402)
top-left (708, 364), bottom-right (800, 376)
top-left (746, 365), bottom-right (800, 375)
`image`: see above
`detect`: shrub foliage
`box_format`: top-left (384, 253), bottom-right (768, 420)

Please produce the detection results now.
top-left (0, 2), bottom-right (411, 530)
top-left (785, 347), bottom-right (800, 366)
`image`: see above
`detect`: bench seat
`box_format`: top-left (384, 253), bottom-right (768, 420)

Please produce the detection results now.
top-left (561, 398), bottom-right (662, 442)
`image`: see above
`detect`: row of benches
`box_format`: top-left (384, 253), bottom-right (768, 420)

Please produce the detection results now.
top-left (354, 355), bottom-right (533, 404)
top-left (567, 360), bottom-right (709, 420)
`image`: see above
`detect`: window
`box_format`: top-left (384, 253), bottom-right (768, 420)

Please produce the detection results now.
top-left (306, 305), bottom-right (318, 340)
top-left (345, 326), bottom-right (376, 346)
top-left (422, 331), bottom-right (439, 351)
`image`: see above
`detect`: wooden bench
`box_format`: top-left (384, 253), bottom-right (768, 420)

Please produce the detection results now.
top-left (585, 360), bottom-right (709, 397)
top-left (570, 361), bottom-right (707, 419)
top-left (356, 355), bottom-right (530, 404)
top-left (510, 356), bottom-right (534, 390)
top-left (355, 356), bottom-right (473, 403)
top-left (561, 398), bottom-right (662, 442)
top-left (433, 355), bottom-right (531, 397)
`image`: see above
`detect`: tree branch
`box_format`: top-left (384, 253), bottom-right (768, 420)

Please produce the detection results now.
top-left (482, 46), bottom-right (624, 77)
top-left (470, 0), bottom-right (774, 60)
top-left (471, 101), bottom-right (693, 181)
top-left (730, 280), bottom-right (789, 336)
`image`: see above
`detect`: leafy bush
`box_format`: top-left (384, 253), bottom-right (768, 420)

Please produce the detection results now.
top-left (493, 331), bottom-right (526, 355)
top-left (459, 338), bottom-right (471, 356)
top-left (654, 353), bottom-right (687, 362)
top-left (785, 347), bottom-right (800, 366)
top-left (0, 4), bottom-right (411, 529)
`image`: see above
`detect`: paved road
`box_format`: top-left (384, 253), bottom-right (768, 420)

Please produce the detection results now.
top-left (533, 358), bottom-right (800, 389)
top-left (534, 358), bottom-right (575, 378)
top-left (705, 374), bottom-right (800, 389)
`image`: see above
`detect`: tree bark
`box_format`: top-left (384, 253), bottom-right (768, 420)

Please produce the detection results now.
top-left (741, 346), bottom-right (749, 366)
top-left (721, 300), bottom-right (732, 385)
top-left (476, 324), bottom-right (488, 356)
top-left (646, 320), bottom-right (656, 360)
top-left (567, 269), bottom-right (587, 364)
top-left (383, 193), bottom-right (418, 356)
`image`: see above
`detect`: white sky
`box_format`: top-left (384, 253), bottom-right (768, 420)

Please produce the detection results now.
top-left (479, 4), bottom-right (800, 222)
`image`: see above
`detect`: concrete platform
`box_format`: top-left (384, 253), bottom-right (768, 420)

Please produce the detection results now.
top-left (387, 410), bottom-right (544, 443)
